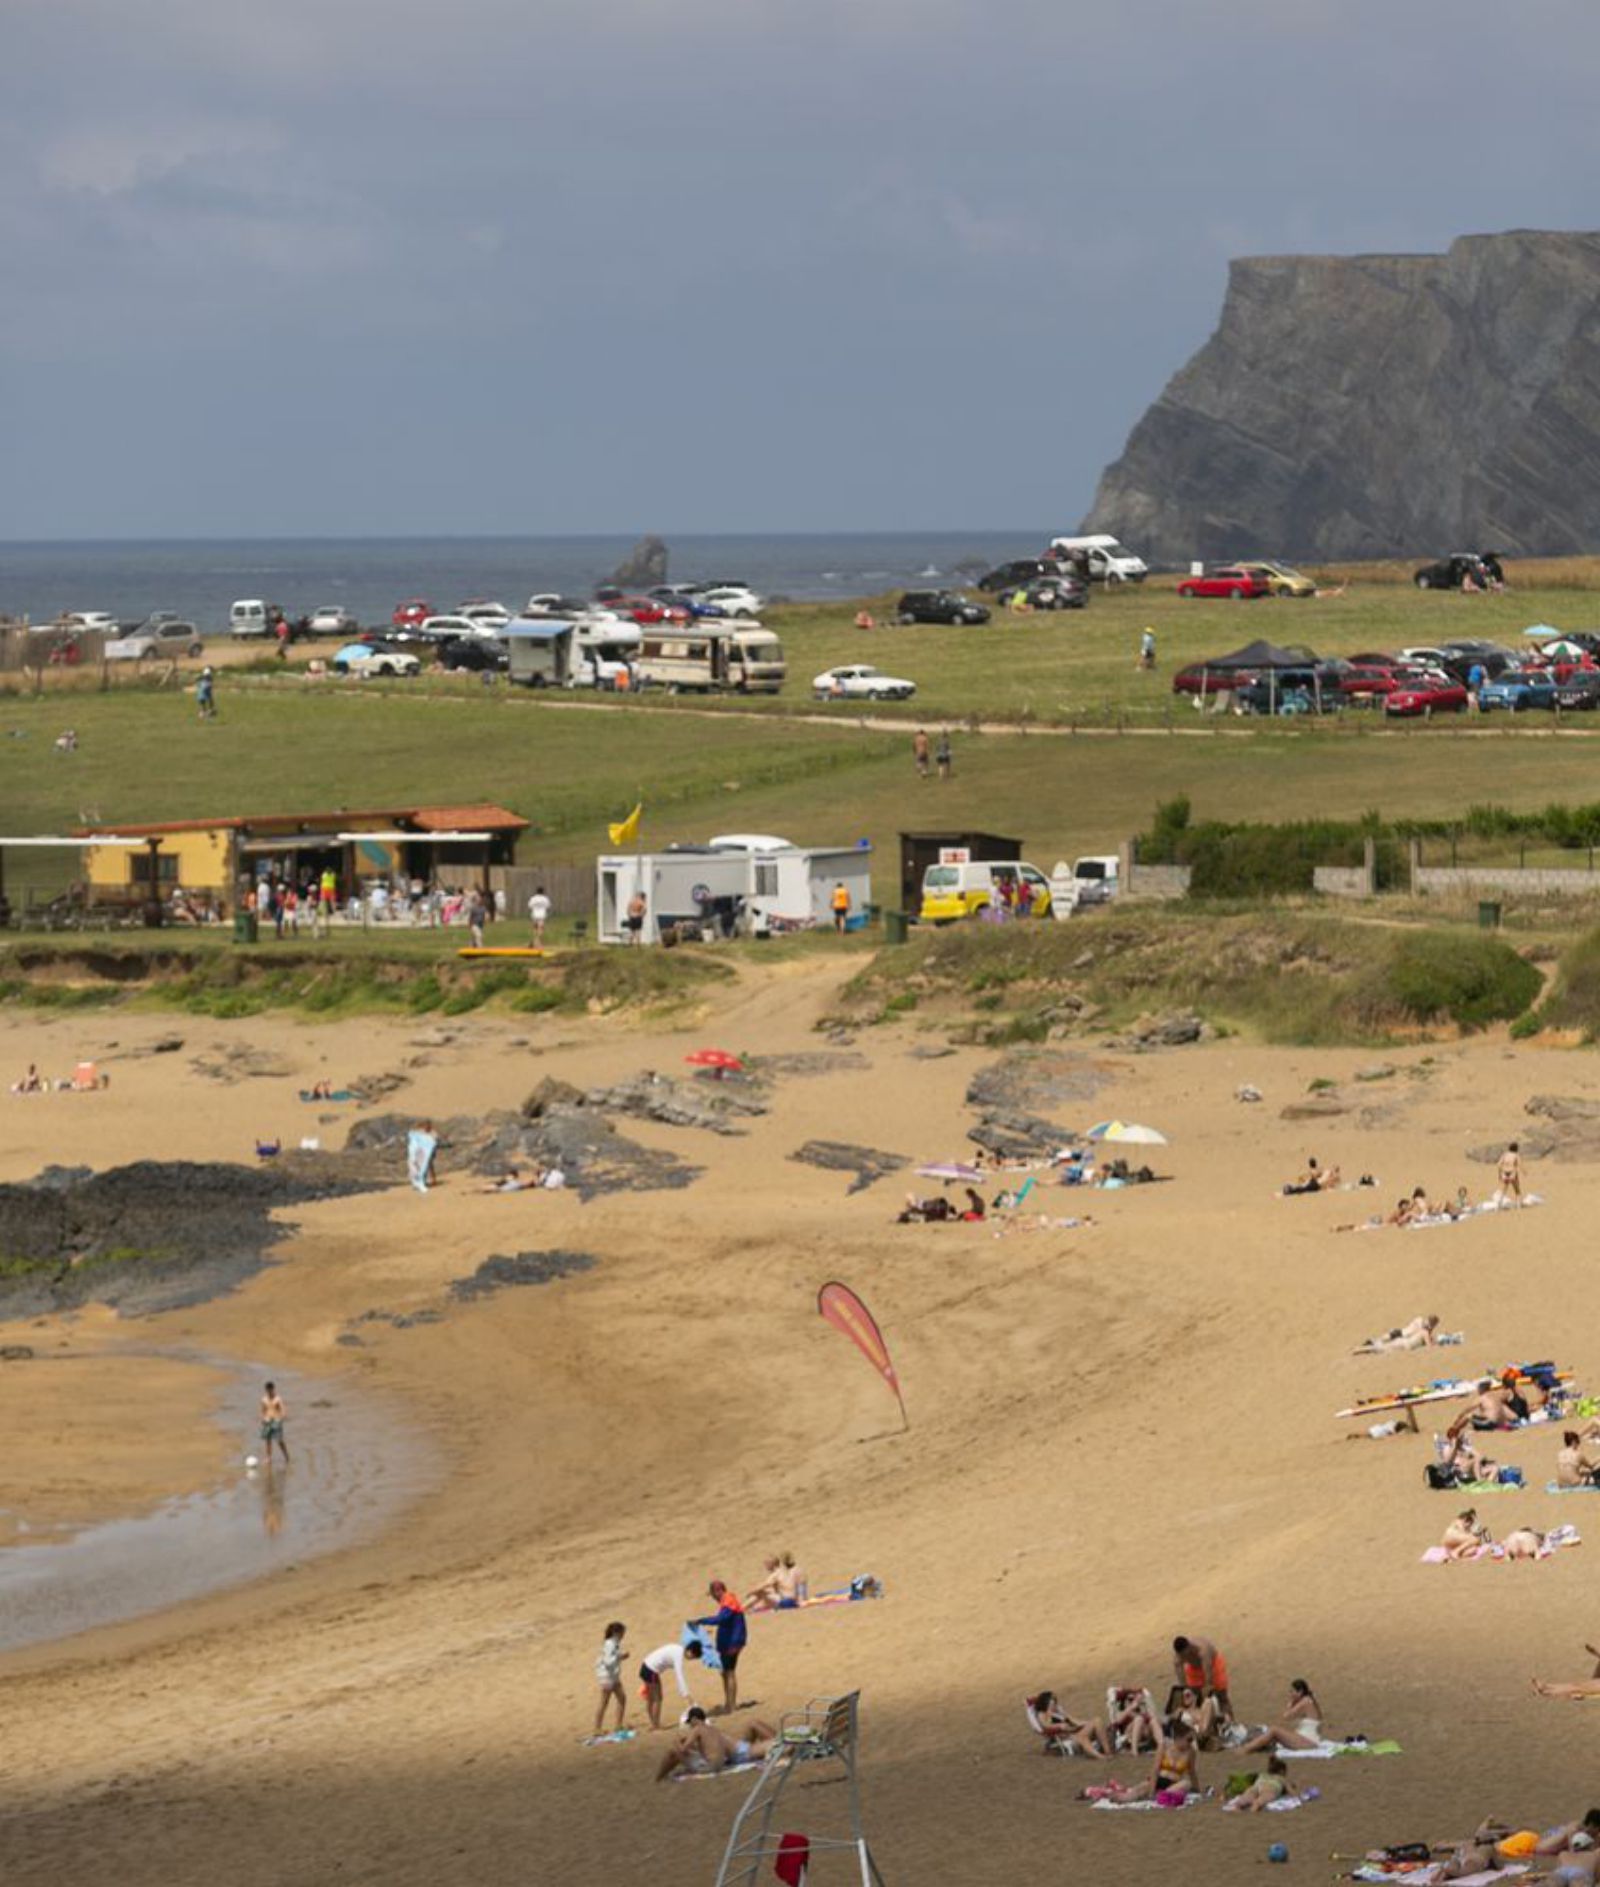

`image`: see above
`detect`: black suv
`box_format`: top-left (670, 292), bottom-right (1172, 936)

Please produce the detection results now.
top-left (896, 589), bottom-right (991, 626)
top-left (978, 559), bottom-right (1050, 593)
top-left (1414, 552), bottom-right (1505, 590)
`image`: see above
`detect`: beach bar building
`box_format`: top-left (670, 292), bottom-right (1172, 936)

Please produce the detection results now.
top-left (72, 803), bottom-right (527, 913)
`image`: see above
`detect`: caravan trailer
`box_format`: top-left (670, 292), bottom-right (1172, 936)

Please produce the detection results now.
top-left (633, 625), bottom-right (786, 694)
top-left (597, 840), bottom-right (872, 943)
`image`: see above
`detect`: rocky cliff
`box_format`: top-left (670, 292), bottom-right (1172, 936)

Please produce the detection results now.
top-left (1083, 230), bottom-right (1600, 564)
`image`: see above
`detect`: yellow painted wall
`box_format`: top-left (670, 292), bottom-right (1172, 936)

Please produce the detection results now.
top-left (84, 829), bottom-right (232, 892)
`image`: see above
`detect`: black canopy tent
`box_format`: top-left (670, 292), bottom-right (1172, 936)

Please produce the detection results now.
top-left (1198, 639), bottom-right (1324, 714)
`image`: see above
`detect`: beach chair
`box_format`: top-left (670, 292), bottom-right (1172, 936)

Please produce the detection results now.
top-left (714, 1691), bottom-right (883, 1886)
top-left (1024, 1698), bottom-right (1085, 1756)
top-left (1106, 1686), bottom-right (1159, 1754)
top-left (71, 1061), bottom-right (100, 1091)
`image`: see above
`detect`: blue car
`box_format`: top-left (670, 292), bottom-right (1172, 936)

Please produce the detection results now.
top-left (1478, 669), bottom-right (1559, 711)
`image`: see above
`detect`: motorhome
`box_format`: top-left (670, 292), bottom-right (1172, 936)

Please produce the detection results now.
top-left (1049, 535), bottom-right (1149, 584)
top-left (573, 620), bottom-right (642, 690)
top-left (632, 625), bottom-right (786, 694)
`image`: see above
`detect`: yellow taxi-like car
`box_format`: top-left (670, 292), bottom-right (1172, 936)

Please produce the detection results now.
top-left (919, 860), bottom-right (1053, 922)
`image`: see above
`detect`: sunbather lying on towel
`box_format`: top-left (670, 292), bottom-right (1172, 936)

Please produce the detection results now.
top-left (1078, 1718), bottom-right (1201, 1804)
top-left (1222, 1756), bottom-right (1295, 1812)
top-left (1030, 1692), bottom-right (1112, 1757)
top-left (1237, 1679), bottom-right (1325, 1752)
top-left (1357, 1315), bottom-right (1444, 1354)
top-left (655, 1708), bottom-right (777, 1781)
top-left (1283, 1156), bottom-right (1339, 1196)
top-left (897, 1192), bottom-right (956, 1223)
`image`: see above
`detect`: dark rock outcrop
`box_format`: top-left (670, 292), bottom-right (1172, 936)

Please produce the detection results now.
top-left (1084, 230), bottom-right (1600, 563)
top-left (789, 1140), bottom-right (907, 1194)
top-left (610, 535), bottom-right (669, 587)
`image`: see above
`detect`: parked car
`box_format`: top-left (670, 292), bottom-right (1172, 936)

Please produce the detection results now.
top-left (1553, 671), bottom-right (1600, 710)
top-left (1413, 553), bottom-right (1505, 590)
top-left (1172, 662), bottom-right (1257, 695)
top-left (612, 596), bottom-right (674, 624)
top-left (104, 616), bottom-right (204, 661)
top-left (697, 585), bottom-right (764, 619)
top-left (920, 858), bottom-right (1053, 922)
top-left (1339, 663), bottom-right (1411, 703)
top-left (1478, 668), bottom-right (1559, 711)
top-left (59, 610), bottom-right (121, 634)
top-left (895, 589), bottom-right (991, 625)
top-left (334, 641), bottom-right (420, 677)
top-left (1023, 575), bottom-right (1088, 611)
top-left (812, 664), bottom-right (916, 701)
top-left (438, 636), bottom-right (507, 673)
top-left (1383, 677), bottom-right (1469, 717)
top-left (1176, 565), bottom-right (1275, 600)
top-left (420, 614), bottom-right (498, 641)
top-left (1237, 561), bottom-right (1317, 598)
top-left (392, 598), bottom-right (433, 628)
top-left (456, 599), bottom-right (511, 629)
top-left (307, 605), bottom-right (358, 637)
top-left (977, 558), bottom-right (1054, 593)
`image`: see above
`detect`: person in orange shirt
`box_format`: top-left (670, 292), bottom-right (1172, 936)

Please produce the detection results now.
top-left (830, 882), bottom-right (851, 933)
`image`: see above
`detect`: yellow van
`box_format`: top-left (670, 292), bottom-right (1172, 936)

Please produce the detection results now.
top-left (919, 859), bottom-right (1053, 923)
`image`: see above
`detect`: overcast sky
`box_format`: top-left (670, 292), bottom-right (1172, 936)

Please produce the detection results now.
top-left (4, 0), bottom-right (1599, 539)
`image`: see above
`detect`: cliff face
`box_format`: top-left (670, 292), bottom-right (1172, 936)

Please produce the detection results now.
top-left (1083, 230), bottom-right (1600, 563)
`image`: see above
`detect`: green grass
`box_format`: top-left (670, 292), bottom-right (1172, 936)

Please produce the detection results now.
top-left (834, 911), bottom-right (1543, 1046)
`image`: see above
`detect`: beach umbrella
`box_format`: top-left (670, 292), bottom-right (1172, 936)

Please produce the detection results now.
top-left (916, 1161), bottom-right (984, 1182)
top-left (1521, 623), bottom-right (1563, 638)
top-left (685, 1047), bottom-right (744, 1079)
top-left (1085, 1120), bottom-right (1169, 1146)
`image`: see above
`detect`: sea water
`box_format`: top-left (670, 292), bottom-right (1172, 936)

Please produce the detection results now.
top-left (0, 530), bottom-right (1048, 632)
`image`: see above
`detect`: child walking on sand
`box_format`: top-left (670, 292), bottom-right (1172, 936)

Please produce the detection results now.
top-left (594, 1621), bottom-right (628, 1735)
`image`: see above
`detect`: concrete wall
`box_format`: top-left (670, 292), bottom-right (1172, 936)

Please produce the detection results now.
top-left (1125, 863), bottom-right (1192, 901)
top-left (1313, 866), bottom-right (1373, 898)
top-left (1413, 866), bottom-right (1600, 899)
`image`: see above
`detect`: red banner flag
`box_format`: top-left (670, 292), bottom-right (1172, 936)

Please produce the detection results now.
top-left (817, 1282), bottom-right (907, 1428)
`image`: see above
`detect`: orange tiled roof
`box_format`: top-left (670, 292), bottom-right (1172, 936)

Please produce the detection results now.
top-left (72, 804), bottom-right (526, 839)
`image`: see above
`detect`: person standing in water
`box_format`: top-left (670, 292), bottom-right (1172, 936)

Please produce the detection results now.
top-left (259, 1381), bottom-right (290, 1466)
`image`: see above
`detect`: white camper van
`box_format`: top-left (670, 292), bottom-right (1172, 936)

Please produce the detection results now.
top-left (633, 625), bottom-right (786, 694)
top-left (230, 599), bottom-right (270, 638)
top-left (1049, 535), bottom-right (1149, 584)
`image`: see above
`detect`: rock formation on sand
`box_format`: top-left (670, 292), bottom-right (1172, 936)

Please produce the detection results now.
top-left (1083, 230), bottom-right (1600, 564)
top-left (610, 534), bottom-right (668, 587)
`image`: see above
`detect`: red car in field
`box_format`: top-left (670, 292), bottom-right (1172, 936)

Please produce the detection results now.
top-left (1172, 663), bottom-right (1257, 695)
top-left (1383, 675), bottom-right (1469, 717)
top-left (1175, 565), bottom-right (1275, 600)
top-left (392, 598), bottom-right (433, 628)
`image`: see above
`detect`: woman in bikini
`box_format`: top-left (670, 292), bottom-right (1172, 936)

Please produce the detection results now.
top-left (1237, 1678), bottom-right (1325, 1752)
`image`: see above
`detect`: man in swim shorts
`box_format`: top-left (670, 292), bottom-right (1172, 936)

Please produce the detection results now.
top-left (259, 1381), bottom-right (289, 1466)
top-left (654, 1708), bottom-right (777, 1781)
top-left (1172, 1634), bottom-right (1232, 1717)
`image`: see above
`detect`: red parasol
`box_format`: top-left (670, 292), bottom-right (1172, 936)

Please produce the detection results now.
top-left (685, 1047), bottom-right (744, 1080)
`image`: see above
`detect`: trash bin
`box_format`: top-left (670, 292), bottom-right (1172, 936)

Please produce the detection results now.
top-left (884, 909), bottom-right (909, 945)
top-left (1478, 900), bottom-right (1502, 930)
top-left (233, 910), bottom-right (259, 944)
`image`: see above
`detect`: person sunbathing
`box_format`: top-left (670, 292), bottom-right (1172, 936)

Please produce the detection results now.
top-left (1283, 1156), bottom-right (1329, 1196)
top-left (1557, 1433), bottom-right (1600, 1489)
top-left (1078, 1718), bottom-right (1201, 1804)
top-left (1030, 1691), bottom-right (1112, 1758)
top-left (1223, 1755), bottom-right (1294, 1812)
top-left (1106, 1688), bottom-right (1160, 1753)
top-left (1436, 1821), bottom-right (1521, 1878)
top-left (655, 1708), bottom-right (777, 1781)
top-left (1356, 1314), bottom-right (1444, 1354)
top-left (309, 1079), bottom-right (335, 1100)
top-left (1502, 1524), bottom-right (1546, 1559)
top-left (1441, 1509), bottom-right (1491, 1558)
top-left (897, 1193), bottom-right (955, 1223)
top-left (746, 1551), bottom-right (807, 1611)
top-left (1237, 1679), bottom-right (1324, 1752)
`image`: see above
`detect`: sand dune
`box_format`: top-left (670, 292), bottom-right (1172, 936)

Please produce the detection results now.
top-left (1, 966), bottom-right (1597, 1883)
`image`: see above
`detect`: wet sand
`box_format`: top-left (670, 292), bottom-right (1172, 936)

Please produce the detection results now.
top-left (3, 973), bottom-right (1600, 1882)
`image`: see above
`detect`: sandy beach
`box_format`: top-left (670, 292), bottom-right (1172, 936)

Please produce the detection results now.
top-left (3, 960), bottom-right (1599, 1883)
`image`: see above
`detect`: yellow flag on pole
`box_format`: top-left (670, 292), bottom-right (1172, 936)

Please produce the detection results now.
top-left (608, 803), bottom-right (642, 848)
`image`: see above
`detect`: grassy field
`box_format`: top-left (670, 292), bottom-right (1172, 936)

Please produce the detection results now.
top-left (7, 560), bottom-right (1600, 913)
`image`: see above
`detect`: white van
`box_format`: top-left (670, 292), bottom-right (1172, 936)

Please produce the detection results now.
top-left (230, 599), bottom-right (269, 638)
top-left (1050, 534), bottom-right (1149, 584)
top-left (920, 858), bottom-right (1053, 922)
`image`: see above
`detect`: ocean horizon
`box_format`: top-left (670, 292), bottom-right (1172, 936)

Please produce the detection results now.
top-left (0, 530), bottom-right (1053, 630)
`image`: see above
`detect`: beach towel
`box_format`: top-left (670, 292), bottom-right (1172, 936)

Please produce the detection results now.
top-left (299, 1089), bottom-right (355, 1102)
top-left (1281, 1739), bottom-right (1401, 1759)
top-left (1547, 1481), bottom-right (1600, 1493)
top-left (579, 1729), bottom-right (637, 1746)
top-left (763, 1579), bottom-right (883, 1611)
top-left (681, 1622), bottom-right (722, 1672)
top-left (774, 1832), bottom-right (811, 1887)
top-left (670, 1756), bottom-right (765, 1783)
top-left (1088, 1791), bottom-right (1206, 1811)
top-left (1421, 1526), bottom-right (1579, 1563)
top-left (1349, 1869), bottom-right (1527, 1886)
top-left (406, 1127), bottom-right (437, 1194)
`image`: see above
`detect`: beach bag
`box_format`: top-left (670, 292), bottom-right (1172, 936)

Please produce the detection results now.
top-left (1424, 1464), bottom-right (1457, 1491)
top-left (1378, 1843), bottom-right (1431, 1865)
top-left (1498, 1465), bottom-right (1524, 1485)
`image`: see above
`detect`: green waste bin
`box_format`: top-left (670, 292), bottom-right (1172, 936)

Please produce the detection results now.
top-left (884, 910), bottom-right (909, 945)
top-left (1478, 900), bottom-right (1502, 930)
top-left (233, 910), bottom-right (259, 944)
